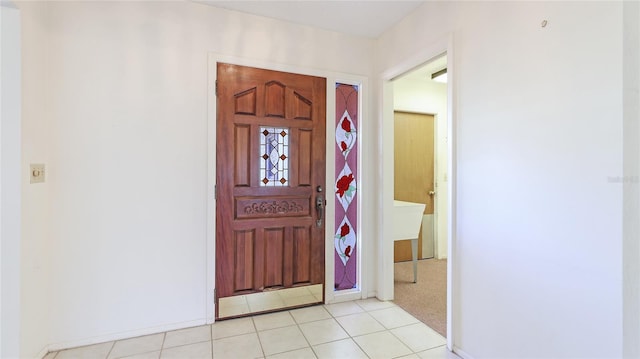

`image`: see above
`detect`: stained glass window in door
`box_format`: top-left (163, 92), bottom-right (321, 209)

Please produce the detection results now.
top-left (260, 127), bottom-right (289, 186)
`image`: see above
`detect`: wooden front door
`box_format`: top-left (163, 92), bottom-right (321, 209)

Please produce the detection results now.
top-left (216, 63), bottom-right (326, 318)
top-left (394, 111), bottom-right (435, 262)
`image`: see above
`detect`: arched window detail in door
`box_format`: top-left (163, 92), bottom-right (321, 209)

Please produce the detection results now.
top-left (335, 83), bottom-right (359, 290)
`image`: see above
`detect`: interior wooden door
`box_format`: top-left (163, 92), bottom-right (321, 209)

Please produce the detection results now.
top-left (216, 63), bottom-right (326, 317)
top-left (394, 111), bottom-right (435, 262)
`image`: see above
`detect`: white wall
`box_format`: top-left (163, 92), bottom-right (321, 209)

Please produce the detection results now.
top-left (1, 2), bottom-right (22, 358)
top-left (377, 2), bottom-right (624, 358)
top-left (623, 1), bottom-right (640, 358)
top-left (18, 1), bottom-right (52, 357)
top-left (394, 77), bottom-right (448, 259)
top-left (18, 1), bottom-right (633, 357)
top-left (18, 0), bottom-right (375, 352)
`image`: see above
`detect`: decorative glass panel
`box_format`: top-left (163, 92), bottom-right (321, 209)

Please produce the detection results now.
top-left (259, 127), bottom-right (289, 186)
top-left (334, 84), bottom-right (359, 290)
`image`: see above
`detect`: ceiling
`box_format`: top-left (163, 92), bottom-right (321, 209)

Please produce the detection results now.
top-left (194, 1), bottom-right (425, 38)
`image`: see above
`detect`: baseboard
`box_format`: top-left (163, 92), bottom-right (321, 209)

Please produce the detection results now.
top-left (44, 318), bottom-right (206, 355)
top-left (453, 346), bottom-right (474, 359)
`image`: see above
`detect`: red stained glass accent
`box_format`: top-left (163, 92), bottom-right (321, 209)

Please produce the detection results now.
top-left (279, 178), bottom-right (287, 184)
top-left (262, 130), bottom-right (270, 136)
top-left (341, 118), bottom-right (351, 132)
top-left (262, 154), bottom-right (269, 160)
top-left (340, 223), bottom-right (350, 237)
top-left (336, 174), bottom-right (354, 198)
top-left (280, 154), bottom-right (287, 160)
top-left (280, 131), bottom-right (287, 137)
top-left (262, 178), bottom-right (269, 184)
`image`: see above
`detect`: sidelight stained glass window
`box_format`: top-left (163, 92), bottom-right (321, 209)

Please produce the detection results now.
top-left (260, 127), bottom-right (289, 186)
top-left (334, 83), bottom-right (359, 291)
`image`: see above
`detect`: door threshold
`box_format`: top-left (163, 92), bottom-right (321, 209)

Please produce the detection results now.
top-left (217, 284), bottom-right (323, 320)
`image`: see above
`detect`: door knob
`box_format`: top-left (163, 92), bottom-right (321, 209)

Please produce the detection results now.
top-left (316, 195), bottom-right (324, 227)
top-left (428, 191), bottom-right (435, 196)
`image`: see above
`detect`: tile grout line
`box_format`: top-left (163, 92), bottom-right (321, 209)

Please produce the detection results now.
top-left (289, 309), bottom-right (318, 359)
top-left (359, 299), bottom-right (446, 357)
top-left (295, 305), bottom-right (355, 357)
top-left (352, 300), bottom-right (388, 359)
top-left (388, 321), bottom-right (439, 355)
top-left (289, 308), bottom-right (322, 358)
top-left (252, 313), bottom-right (268, 358)
top-left (161, 330), bottom-right (218, 354)
top-left (318, 301), bottom-right (372, 358)
top-left (384, 320), bottom-right (420, 355)
top-left (48, 300), bottom-right (443, 359)
top-left (254, 309), bottom-right (323, 357)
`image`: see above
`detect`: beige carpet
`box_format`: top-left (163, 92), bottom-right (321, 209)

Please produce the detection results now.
top-left (393, 258), bottom-right (447, 337)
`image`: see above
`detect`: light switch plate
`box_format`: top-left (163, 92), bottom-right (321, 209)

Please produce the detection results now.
top-left (30, 164), bottom-right (45, 184)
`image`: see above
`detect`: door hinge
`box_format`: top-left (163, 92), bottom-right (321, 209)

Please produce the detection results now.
top-left (214, 185), bottom-right (217, 200)
top-left (215, 80), bottom-right (218, 97)
top-left (214, 288), bottom-right (217, 301)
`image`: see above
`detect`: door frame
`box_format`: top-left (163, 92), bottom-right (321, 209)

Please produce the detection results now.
top-left (378, 35), bottom-right (456, 350)
top-left (206, 53), bottom-right (369, 323)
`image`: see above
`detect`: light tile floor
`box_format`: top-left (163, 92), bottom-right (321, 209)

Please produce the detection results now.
top-left (45, 299), bottom-right (460, 359)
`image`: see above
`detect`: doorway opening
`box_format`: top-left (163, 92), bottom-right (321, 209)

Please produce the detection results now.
top-left (389, 54), bottom-right (450, 338)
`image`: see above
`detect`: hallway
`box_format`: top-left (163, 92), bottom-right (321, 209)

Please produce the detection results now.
top-left (45, 299), bottom-right (458, 359)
